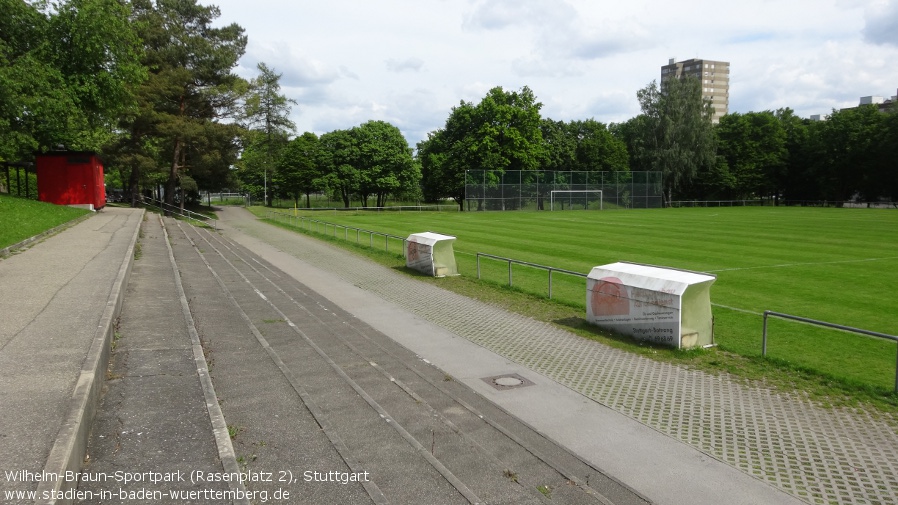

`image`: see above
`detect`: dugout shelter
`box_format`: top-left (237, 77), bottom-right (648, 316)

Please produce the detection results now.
top-left (586, 262), bottom-right (716, 349)
top-left (405, 232), bottom-right (458, 277)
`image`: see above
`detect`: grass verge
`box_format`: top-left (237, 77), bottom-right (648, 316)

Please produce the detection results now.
top-left (0, 195), bottom-right (90, 250)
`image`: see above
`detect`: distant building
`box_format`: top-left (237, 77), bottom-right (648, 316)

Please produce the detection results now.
top-left (860, 89), bottom-right (897, 112)
top-left (859, 95), bottom-right (885, 106)
top-left (661, 58), bottom-right (730, 123)
top-left (830, 88), bottom-right (898, 116)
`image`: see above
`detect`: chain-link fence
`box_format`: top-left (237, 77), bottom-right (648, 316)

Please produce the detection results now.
top-left (464, 170), bottom-right (662, 210)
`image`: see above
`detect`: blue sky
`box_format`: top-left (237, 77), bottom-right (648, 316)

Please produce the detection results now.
top-left (212, 0), bottom-right (898, 146)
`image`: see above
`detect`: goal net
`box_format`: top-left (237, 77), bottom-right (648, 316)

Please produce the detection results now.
top-left (550, 190), bottom-right (603, 210)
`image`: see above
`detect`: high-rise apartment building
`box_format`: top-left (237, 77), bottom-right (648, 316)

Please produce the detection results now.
top-left (661, 58), bottom-right (730, 123)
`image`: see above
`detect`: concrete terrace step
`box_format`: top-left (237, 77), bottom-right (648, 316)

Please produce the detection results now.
top-left (75, 214), bottom-right (239, 504)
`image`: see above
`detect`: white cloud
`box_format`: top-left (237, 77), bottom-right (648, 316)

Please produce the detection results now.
top-left (864, 0), bottom-right (898, 46)
top-left (211, 0), bottom-right (898, 145)
top-left (385, 58), bottom-right (425, 73)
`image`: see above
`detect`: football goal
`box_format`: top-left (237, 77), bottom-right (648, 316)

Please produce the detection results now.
top-left (550, 190), bottom-right (603, 211)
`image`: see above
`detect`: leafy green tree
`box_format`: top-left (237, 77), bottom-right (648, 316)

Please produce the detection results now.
top-left (353, 120), bottom-right (419, 207)
top-left (317, 129), bottom-right (360, 207)
top-left (568, 119), bottom-right (629, 172)
top-left (610, 116), bottom-right (652, 172)
top-left (813, 105), bottom-right (884, 203)
top-left (418, 86), bottom-right (544, 210)
top-left (417, 101), bottom-right (477, 209)
top-left (0, 0), bottom-right (143, 160)
top-left (635, 78), bottom-right (717, 205)
top-left (684, 155), bottom-right (736, 200)
top-left (472, 86), bottom-right (545, 173)
top-left (715, 111), bottom-right (787, 201)
top-left (125, 0), bottom-right (247, 208)
top-left (539, 119), bottom-right (576, 172)
top-left (417, 131), bottom-right (450, 204)
top-left (872, 106), bottom-right (898, 203)
top-left (776, 108), bottom-right (816, 203)
top-left (233, 132), bottom-right (268, 202)
top-left (48, 0), bottom-right (144, 145)
top-left (277, 132), bottom-right (321, 207)
top-left (242, 62), bottom-right (296, 205)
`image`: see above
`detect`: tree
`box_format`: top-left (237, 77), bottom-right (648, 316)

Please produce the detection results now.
top-left (539, 118), bottom-right (576, 172)
top-left (242, 62), bottom-right (296, 205)
top-left (635, 78), bottom-right (717, 205)
top-left (814, 105), bottom-right (884, 203)
top-left (277, 132), bottom-right (321, 207)
top-left (568, 119), bottom-right (629, 172)
top-left (776, 108), bottom-right (815, 203)
top-left (472, 86), bottom-right (545, 173)
top-left (353, 120), bottom-right (419, 207)
top-left (715, 111), bottom-right (787, 201)
top-left (126, 0), bottom-right (247, 209)
top-left (48, 0), bottom-right (145, 145)
top-left (0, 0), bottom-right (143, 160)
top-left (418, 86), bottom-right (544, 210)
top-left (417, 101), bottom-right (477, 210)
top-left (317, 129), bottom-right (360, 207)
top-left (872, 106), bottom-right (898, 203)
top-left (610, 116), bottom-right (653, 172)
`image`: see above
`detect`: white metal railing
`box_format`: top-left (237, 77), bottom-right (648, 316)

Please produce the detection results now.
top-left (762, 310), bottom-right (898, 391)
top-left (287, 204), bottom-right (458, 213)
top-left (141, 197), bottom-right (217, 229)
top-left (265, 211), bottom-right (407, 254)
top-left (475, 252), bottom-right (587, 300)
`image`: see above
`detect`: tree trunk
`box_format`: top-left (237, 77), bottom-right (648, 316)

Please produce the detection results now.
top-left (166, 137), bottom-right (182, 216)
top-left (179, 149), bottom-right (187, 213)
top-left (129, 163), bottom-right (141, 208)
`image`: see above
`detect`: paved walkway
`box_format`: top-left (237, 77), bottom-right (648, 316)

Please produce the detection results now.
top-left (0, 207), bottom-right (143, 503)
top-left (218, 207), bottom-right (898, 505)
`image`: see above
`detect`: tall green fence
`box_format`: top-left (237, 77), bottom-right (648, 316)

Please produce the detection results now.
top-left (463, 170), bottom-right (662, 210)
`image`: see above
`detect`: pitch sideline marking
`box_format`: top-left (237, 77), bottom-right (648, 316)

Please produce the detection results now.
top-left (707, 256), bottom-right (898, 273)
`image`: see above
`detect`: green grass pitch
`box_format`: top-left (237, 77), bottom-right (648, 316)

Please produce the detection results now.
top-left (272, 206), bottom-right (898, 392)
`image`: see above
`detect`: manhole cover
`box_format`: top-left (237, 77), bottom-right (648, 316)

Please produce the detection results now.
top-left (481, 373), bottom-right (535, 391)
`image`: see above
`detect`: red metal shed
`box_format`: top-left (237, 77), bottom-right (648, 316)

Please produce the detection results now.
top-left (36, 151), bottom-right (106, 210)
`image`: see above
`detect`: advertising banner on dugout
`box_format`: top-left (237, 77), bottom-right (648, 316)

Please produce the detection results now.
top-left (586, 262), bottom-right (716, 349)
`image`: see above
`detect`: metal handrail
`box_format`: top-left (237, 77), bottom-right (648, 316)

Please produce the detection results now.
top-left (300, 204), bottom-right (457, 213)
top-left (265, 211), bottom-right (407, 254)
top-left (762, 310), bottom-right (898, 391)
top-left (475, 252), bottom-right (587, 299)
top-left (141, 197), bottom-right (217, 229)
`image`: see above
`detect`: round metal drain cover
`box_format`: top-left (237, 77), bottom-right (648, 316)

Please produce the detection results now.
top-left (481, 373), bottom-right (534, 390)
top-left (494, 377), bottom-right (524, 387)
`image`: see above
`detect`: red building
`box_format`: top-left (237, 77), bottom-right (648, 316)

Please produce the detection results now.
top-left (36, 151), bottom-right (105, 210)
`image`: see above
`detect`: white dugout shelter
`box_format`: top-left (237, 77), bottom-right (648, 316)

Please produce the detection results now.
top-left (405, 232), bottom-right (458, 277)
top-left (586, 262), bottom-right (716, 349)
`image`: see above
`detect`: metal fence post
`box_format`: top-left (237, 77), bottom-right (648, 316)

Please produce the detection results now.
top-left (762, 311), bottom-right (769, 356)
top-left (548, 269), bottom-right (553, 299)
top-left (508, 260), bottom-right (513, 287)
